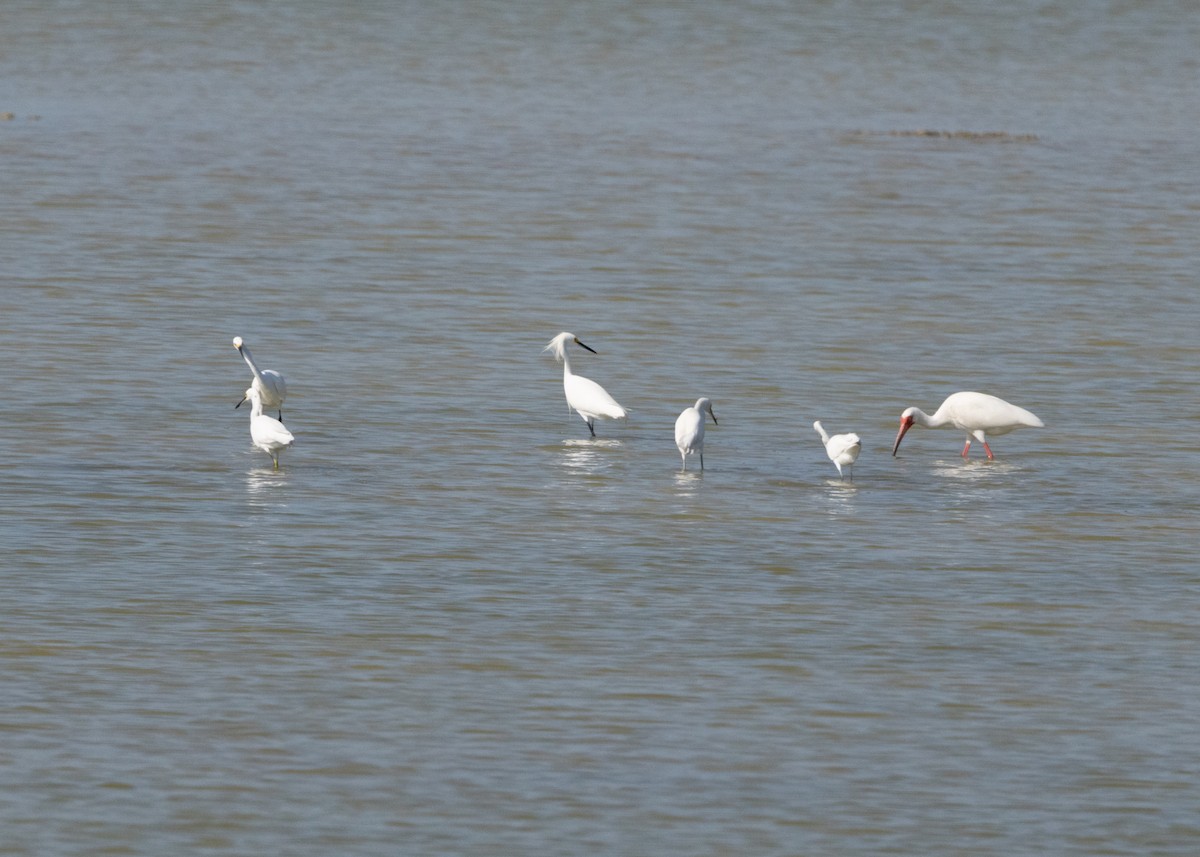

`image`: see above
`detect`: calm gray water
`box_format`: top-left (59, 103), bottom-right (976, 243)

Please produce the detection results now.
top-left (2, 1), bottom-right (1199, 854)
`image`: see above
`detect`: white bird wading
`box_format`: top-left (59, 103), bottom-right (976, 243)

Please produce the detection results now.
top-left (234, 336), bottom-right (287, 422)
top-left (543, 332), bottom-right (627, 437)
top-left (892, 391), bottom-right (1043, 460)
top-left (814, 420), bottom-right (861, 479)
top-left (243, 386), bottom-right (294, 469)
top-left (675, 398), bottom-right (718, 471)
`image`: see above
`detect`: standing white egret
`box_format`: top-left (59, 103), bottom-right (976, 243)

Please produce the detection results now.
top-left (233, 336), bottom-right (287, 421)
top-left (814, 420), bottom-right (861, 480)
top-left (675, 398), bottom-right (717, 471)
top-left (243, 386), bottom-right (294, 469)
top-left (891, 391), bottom-right (1043, 460)
top-left (543, 332), bottom-right (627, 437)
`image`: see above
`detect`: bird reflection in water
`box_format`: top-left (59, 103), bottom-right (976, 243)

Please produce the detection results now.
top-left (672, 469), bottom-right (703, 497)
top-left (819, 477), bottom-right (860, 517)
top-left (559, 438), bottom-right (622, 474)
top-left (245, 466), bottom-right (290, 510)
top-left (933, 458), bottom-right (1018, 480)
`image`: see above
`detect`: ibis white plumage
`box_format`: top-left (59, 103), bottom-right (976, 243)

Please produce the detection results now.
top-left (543, 332), bottom-right (627, 437)
top-left (675, 398), bottom-right (717, 471)
top-left (814, 420), bottom-right (861, 479)
top-left (891, 391), bottom-right (1043, 460)
top-left (233, 336), bottom-right (287, 421)
top-left (243, 386), bottom-right (294, 469)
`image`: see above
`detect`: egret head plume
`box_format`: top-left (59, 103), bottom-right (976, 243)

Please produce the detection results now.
top-left (544, 331), bottom-right (583, 363)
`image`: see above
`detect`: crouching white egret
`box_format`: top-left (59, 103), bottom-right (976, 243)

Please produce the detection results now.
top-left (243, 386), bottom-right (294, 469)
top-left (892, 391), bottom-right (1043, 460)
top-left (814, 420), bottom-right (861, 480)
top-left (675, 398), bottom-right (717, 471)
top-left (543, 332), bottom-right (627, 437)
top-left (233, 336), bottom-right (287, 421)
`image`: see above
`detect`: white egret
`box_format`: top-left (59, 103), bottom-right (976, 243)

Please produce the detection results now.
top-left (543, 332), bottom-right (627, 437)
top-left (814, 420), bottom-right (861, 480)
top-left (243, 386), bottom-right (294, 469)
top-left (233, 336), bottom-right (287, 421)
top-left (892, 391), bottom-right (1044, 460)
top-left (675, 398), bottom-right (717, 471)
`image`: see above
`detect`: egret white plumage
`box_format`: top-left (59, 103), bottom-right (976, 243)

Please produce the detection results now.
top-left (892, 391), bottom-right (1043, 460)
top-left (675, 398), bottom-right (717, 471)
top-left (233, 336), bottom-right (287, 421)
top-left (814, 420), bottom-right (861, 480)
top-left (543, 332), bottom-right (627, 437)
top-left (243, 386), bottom-right (294, 469)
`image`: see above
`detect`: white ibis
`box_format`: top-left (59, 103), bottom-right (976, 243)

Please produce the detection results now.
top-left (242, 386), bottom-right (294, 469)
top-left (543, 332), bottom-right (627, 437)
top-left (675, 398), bottom-right (717, 471)
top-left (892, 391), bottom-right (1043, 460)
top-left (233, 336), bottom-right (287, 421)
top-left (814, 420), bottom-right (861, 479)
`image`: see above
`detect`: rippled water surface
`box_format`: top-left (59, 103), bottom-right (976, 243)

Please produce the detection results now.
top-left (2, 2), bottom-right (1199, 854)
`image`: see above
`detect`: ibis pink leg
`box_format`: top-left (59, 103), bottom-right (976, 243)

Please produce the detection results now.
top-left (962, 440), bottom-right (971, 458)
top-left (982, 441), bottom-right (994, 460)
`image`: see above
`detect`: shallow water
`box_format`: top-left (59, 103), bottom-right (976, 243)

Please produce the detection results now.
top-left (2, 1), bottom-right (1199, 854)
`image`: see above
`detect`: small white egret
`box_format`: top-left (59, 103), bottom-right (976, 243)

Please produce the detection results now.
top-left (814, 420), bottom-right (861, 480)
top-left (543, 332), bottom-right (627, 437)
top-left (233, 336), bottom-right (287, 421)
top-left (243, 386), bottom-right (294, 469)
top-left (892, 391), bottom-right (1044, 460)
top-left (675, 398), bottom-right (717, 471)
